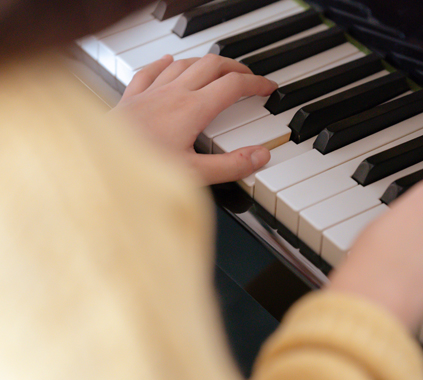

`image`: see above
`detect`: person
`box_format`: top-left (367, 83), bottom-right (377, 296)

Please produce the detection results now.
top-left (0, 0), bottom-right (422, 379)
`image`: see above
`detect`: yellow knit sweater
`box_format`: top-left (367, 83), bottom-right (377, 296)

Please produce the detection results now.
top-left (0, 53), bottom-right (421, 380)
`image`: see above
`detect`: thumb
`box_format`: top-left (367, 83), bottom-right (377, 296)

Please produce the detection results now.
top-left (190, 146), bottom-right (270, 185)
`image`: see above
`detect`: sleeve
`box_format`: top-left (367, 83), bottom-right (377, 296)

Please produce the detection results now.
top-left (0, 53), bottom-right (242, 380)
top-left (251, 291), bottom-right (423, 380)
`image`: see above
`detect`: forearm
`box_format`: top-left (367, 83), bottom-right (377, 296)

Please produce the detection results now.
top-left (328, 181), bottom-right (423, 334)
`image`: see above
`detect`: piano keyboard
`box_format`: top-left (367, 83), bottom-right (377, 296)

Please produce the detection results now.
top-left (73, 0), bottom-right (423, 306)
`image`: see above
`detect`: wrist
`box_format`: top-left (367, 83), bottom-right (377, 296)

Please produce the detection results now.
top-left (328, 266), bottom-right (423, 334)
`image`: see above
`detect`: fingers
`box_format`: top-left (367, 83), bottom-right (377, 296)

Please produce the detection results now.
top-left (148, 57), bottom-right (201, 90)
top-left (121, 55), bottom-right (174, 100)
top-left (121, 54), bottom-right (277, 114)
top-left (174, 54), bottom-right (253, 91)
top-left (199, 72), bottom-right (278, 117)
top-left (189, 146), bottom-right (270, 185)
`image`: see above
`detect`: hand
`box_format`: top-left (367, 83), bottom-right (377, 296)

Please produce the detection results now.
top-left (328, 181), bottom-right (423, 333)
top-left (110, 54), bottom-right (278, 185)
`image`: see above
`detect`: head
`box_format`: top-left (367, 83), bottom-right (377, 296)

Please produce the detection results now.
top-left (0, 0), bottom-right (156, 58)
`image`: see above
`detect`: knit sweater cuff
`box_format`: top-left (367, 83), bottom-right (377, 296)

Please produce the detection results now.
top-left (253, 291), bottom-right (423, 380)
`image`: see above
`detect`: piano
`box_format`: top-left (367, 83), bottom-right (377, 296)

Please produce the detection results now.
top-left (69, 0), bottom-right (423, 374)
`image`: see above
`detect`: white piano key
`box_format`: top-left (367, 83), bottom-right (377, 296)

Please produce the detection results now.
top-left (76, 36), bottom-right (99, 60)
top-left (298, 159), bottom-right (423, 253)
top-left (270, 50), bottom-right (365, 86)
top-left (213, 115), bottom-right (292, 153)
top-left (198, 44), bottom-right (364, 153)
top-left (96, 2), bottom-right (158, 38)
top-left (98, 16), bottom-right (179, 75)
top-left (255, 149), bottom-right (331, 214)
top-left (213, 69), bottom-right (388, 156)
top-left (321, 204), bottom-right (389, 267)
top-left (274, 125), bottom-right (420, 235)
top-left (239, 138), bottom-right (315, 196)
top-left (174, 6), bottom-right (304, 60)
top-left (116, 0), bottom-right (302, 84)
top-left (76, 2), bottom-right (158, 61)
top-left (254, 112), bottom-right (423, 215)
top-left (276, 161), bottom-right (359, 234)
top-left (196, 96), bottom-right (270, 153)
top-left (265, 43), bottom-right (359, 84)
top-left (299, 187), bottom-right (379, 254)
top-left (236, 23), bottom-right (329, 61)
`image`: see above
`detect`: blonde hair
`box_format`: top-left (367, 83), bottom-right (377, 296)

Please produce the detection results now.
top-left (0, 53), bottom-right (242, 380)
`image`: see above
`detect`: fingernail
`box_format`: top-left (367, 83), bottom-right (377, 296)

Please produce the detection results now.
top-left (270, 80), bottom-right (278, 88)
top-left (161, 54), bottom-right (173, 61)
top-left (251, 148), bottom-right (269, 170)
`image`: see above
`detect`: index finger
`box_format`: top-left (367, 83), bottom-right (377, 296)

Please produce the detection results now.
top-left (198, 72), bottom-right (278, 116)
top-left (174, 54), bottom-right (253, 91)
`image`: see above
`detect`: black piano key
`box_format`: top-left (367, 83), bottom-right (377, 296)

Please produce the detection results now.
top-left (314, 90), bottom-right (423, 154)
top-left (385, 52), bottom-right (423, 86)
top-left (412, 69), bottom-right (423, 86)
top-left (380, 169), bottom-right (423, 205)
top-left (265, 53), bottom-right (383, 115)
top-left (288, 71), bottom-right (409, 144)
top-left (350, 25), bottom-right (423, 61)
top-left (153, 0), bottom-right (213, 21)
top-left (239, 26), bottom-right (346, 76)
top-left (172, 0), bottom-right (279, 38)
top-left (386, 52), bottom-right (423, 77)
top-left (352, 135), bottom-right (423, 186)
top-left (209, 9), bottom-right (322, 58)
top-left (330, 0), bottom-right (372, 18)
